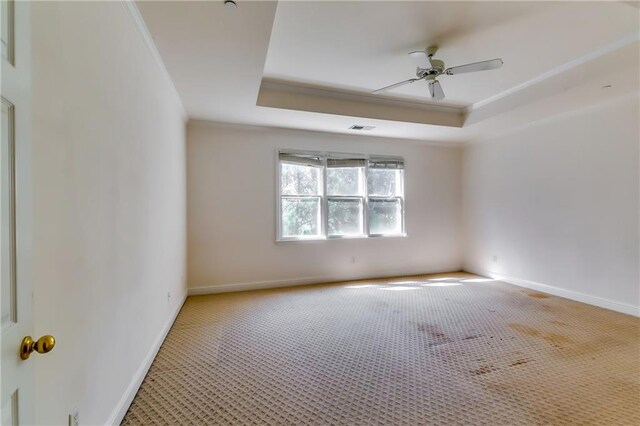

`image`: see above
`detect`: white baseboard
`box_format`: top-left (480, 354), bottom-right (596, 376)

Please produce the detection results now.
top-left (188, 268), bottom-right (463, 296)
top-left (105, 295), bottom-right (187, 425)
top-left (465, 266), bottom-right (639, 317)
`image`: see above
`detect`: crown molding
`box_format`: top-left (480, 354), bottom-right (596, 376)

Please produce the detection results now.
top-left (261, 78), bottom-right (465, 114)
top-left (468, 32), bottom-right (640, 113)
top-left (187, 118), bottom-right (466, 148)
top-left (258, 79), bottom-right (464, 128)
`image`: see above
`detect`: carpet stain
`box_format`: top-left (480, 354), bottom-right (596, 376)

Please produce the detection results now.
top-left (485, 382), bottom-right (511, 392)
top-left (510, 358), bottom-right (531, 367)
top-left (508, 323), bottom-right (541, 337)
top-left (417, 323), bottom-right (447, 338)
top-left (463, 334), bottom-right (481, 340)
top-left (543, 332), bottom-right (572, 347)
top-left (508, 323), bottom-right (573, 348)
top-left (472, 365), bottom-right (498, 375)
top-left (527, 292), bottom-right (550, 299)
top-left (418, 322), bottom-right (455, 347)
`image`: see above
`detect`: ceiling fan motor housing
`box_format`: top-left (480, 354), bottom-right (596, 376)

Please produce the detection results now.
top-left (416, 58), bottom-right (445, 78)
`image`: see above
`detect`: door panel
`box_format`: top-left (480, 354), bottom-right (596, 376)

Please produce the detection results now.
top-left (1, 1), bottom-right (33, 424)
top-left (1, 0), bottom-right (13, 65)
top-left (1, 98), bottom-right (16, 331)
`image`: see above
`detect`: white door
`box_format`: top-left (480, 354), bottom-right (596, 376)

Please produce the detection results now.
top-left (1, 1), bottom-right (38, 424)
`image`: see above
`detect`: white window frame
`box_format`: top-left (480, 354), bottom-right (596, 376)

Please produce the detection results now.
top-left (278, 152), bottom-right (324, 240)
top-left (276, 149), bottom-right (406, 242)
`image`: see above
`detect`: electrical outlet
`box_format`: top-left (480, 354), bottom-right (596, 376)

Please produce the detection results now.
top-left (69, 407), bottom-right (79, 426)
top-left (493, 256), bottom-right (498, 263)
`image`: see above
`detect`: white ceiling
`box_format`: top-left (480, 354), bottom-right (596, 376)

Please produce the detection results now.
top-left (265, 1), bottom-right (637, 107)
top-left (137, 1), bottom-right (640, 144)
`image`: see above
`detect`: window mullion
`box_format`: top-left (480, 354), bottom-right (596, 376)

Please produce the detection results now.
top-left (364, 162), bottom-right (370, 236)
top-left (400, 196), bottom-right (405, 236)
top-left (281, 195), bottom-right (323, 199)
top-left (322, 155), bottom-right (328, 238)
top-left (326, 196), bottom-right (362, 201)
top-left (400, 169), bottom-right (405, 235)
top-left (277, 154), bottom-right (282, 240)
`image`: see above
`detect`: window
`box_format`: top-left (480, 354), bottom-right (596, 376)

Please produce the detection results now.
top-left (326, 158), bottom-right (366, 237)
top-left (278, 151), bottom-right (405, 241)
top-left (367, 159), bottom-right (404, 236)
top-left (279, 153), bottom-right (323, 239)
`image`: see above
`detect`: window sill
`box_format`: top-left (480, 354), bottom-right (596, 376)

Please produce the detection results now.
top-left (276, 234), bottom-right (407, 243)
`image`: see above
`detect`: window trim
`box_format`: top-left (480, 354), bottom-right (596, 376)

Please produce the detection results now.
top-left (278, 155), bottom-right (324, 241)
top-left (276, 149), bottom-right (406, 242)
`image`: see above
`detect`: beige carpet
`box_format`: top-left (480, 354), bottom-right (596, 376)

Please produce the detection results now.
top-left (122, 273), bottom-right (640, 425)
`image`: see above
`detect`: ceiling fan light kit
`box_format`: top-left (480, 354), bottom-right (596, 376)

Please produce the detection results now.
top-left (373, 46), bottom-right (503, 102)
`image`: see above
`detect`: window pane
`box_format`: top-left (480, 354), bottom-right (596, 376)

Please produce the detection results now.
top-left (369, 199), bottom-right (402, 235)
top-left (368, 169), bottom-right (402, 197)
top-left (327, 167), bottom-right (363, 196)
top-left (328, 199), bottom-right (363, 236)
top-left (281, 198), bottom-right (321, 237)
top-left (281, 162), bottom-right (321, 196)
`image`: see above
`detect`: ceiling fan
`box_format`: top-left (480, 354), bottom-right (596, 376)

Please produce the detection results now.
top-left (372, 46), bottom-right (503, 101)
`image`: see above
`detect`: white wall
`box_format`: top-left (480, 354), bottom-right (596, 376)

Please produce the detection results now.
top-left (463, 95), bottom-right (640, 315)
top-left (187, 121), bottom-right (463, 292)
top-left (31, 2), bottom-right (187, 425)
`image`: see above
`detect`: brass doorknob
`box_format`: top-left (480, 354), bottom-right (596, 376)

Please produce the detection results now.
top-left (20, 335), bottom-right (56, 360)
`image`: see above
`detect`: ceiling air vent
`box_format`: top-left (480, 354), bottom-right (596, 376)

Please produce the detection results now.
top-left (349, 125), bottom-right (375, 131)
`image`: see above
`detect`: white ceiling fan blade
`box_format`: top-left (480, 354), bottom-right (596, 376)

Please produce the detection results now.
top-left (445, 58), bottom-right (503, 75)
top-left (408, 51), bottom-right (432, 69)
top-left (428, 80), bottom-right (445, 101)
top-left (372, 78), bottom-right (420, 93)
